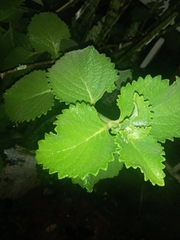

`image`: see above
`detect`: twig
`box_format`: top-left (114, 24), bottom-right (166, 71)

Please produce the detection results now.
top-left (56, 0), bottom-right (79, 12)
top-left (0, 60), bottom-right (55, 79)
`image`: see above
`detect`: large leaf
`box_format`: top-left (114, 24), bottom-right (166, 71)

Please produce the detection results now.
top-left (36, 102), bottom-right (116, 180)
top-left (4, 70), bottom-right (54, 122)
top-left (116, 124), bottom-right (165, 186)
top-left (28, 12), bottom-right (70, 57)
top-left (118, 75), bottom-right (180, 142)
top-left (48, 46), bottom-right (119, 104)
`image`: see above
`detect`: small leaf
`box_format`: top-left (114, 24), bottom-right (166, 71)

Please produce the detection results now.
top-left (48, 46), bottom-right (119, 104)
top-left (116, 124), bottom-right (165, 186)
top-left (4, 70), bottom-right (54, 122)
top-left (28, 12), bottom-right (70, 57)
top-left (36, 103), bottom-right (116, 180)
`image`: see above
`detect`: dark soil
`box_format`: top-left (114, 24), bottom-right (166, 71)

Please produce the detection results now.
top-left (1, 168), bottom-right (180, 240)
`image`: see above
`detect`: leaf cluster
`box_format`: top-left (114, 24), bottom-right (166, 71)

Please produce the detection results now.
top-left (4, 43), bottom-right (180, 191)
top-left (1, 0), bottom-right (180, 192)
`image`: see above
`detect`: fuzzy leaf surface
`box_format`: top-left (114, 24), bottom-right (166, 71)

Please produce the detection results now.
top-left (129, 92), bottom-right (152, 127)
top-left (36, 103), bottom-right (116, 180)
top-left (28, 12), bottom-right (70, 57)
top-left (116, 124), bottom-right (165, 186)
top-left (118, 75), bottom-right (180, 142)
top-left (48, 46), bottom-right (119, 104)
top-left (150, 78), bottom-right (180, 141)
top-left (4, 70), bottom-right (54, 122)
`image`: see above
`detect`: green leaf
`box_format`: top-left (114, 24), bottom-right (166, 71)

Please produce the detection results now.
top-left (116, 124), bottom-right (165, 186)
top-left (28, 12), bottom-right (70, 57)
top-left (4, 70), bottom-right (54, 122)
top-left (118, 75), bottom-right (180, 142)
top-left (48, 46), bottom-right (119, 104)
top-left (72, 153), bottom-right (123, 192)
top-left (36, 102), bottom-right (116, 180)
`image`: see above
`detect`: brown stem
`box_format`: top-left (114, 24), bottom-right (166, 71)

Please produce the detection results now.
top-left (0, 60), bottom-right (55, 79)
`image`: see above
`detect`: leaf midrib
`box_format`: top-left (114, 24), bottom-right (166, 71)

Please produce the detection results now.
top-left (62, 126), bottom-right (106, 152)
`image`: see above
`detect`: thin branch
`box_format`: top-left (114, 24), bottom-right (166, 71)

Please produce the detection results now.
top-left (56, 0), bottom-right (79, 12)
top-left (0, 60), bottom-right (55, 79)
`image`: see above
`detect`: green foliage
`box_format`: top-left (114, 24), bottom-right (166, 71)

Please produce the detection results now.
top-left (0, 0), bottom-right (25, 22)
top-left (37, 46), bottom-right (180, 191)
top-left (3, 42), bottom-right (180, 191)
top-left (28, 12), bottom-right (70, 58)
top-left (1, 0), bottom-right (180, 192)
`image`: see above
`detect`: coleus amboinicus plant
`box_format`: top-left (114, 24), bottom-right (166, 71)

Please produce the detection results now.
top-left (4, 45), bottom-right (180, 192)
